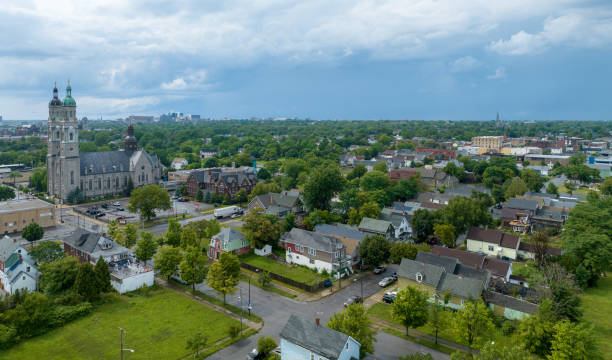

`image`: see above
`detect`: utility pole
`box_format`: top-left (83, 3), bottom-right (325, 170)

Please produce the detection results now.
top-left (119, 327), bottom-right (124, 360)
top-left (360, 259), bottom-right (364, 299)
top-left (239, 288), bottom-right (243, 335)
top-left (248, 276), bottom-right (251, 316)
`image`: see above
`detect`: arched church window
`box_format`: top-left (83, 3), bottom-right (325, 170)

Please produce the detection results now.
top-left (98, 179), bottom-right (102, 189)
top-left (69, 133), bottom-right (73, 141)
top-left (70, 171), bottom-right (74, 185)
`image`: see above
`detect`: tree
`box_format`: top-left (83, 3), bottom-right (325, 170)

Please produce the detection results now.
top-left (564, 181), bottom-right (576, 195)
top-left (569, 153), bottom-right (586, 166)
top-left (28, 241), bottom-right (64, 264)
top-left (520, 168), bottom-right (545, 192)
top-left (166, 218), bottom-right (182, 246)
top-left (518, 298), bottom-right (556, 357)
top-left (337, 187), bottom-right (360, 215)
top-left (5, 292), bottom-right (51, 337)
top-left (154, 246), bottom-right (183, 280)
top-left (328, 304), bottom-right (377, 358)
top-left (373, 162), bottom-right (388, 173)
top-left (257, 336), bottom-right (278, 357)
top-left (505, 177), bottom-right (528, 199)
top-left (180, 226), bottom-right (199, 249)
top-left (281, 213), bottom-right (297, 233)
top-left (599, 177), bottom-right (612, 195)
top-left (256, 167), bottom-right (271, 180)
top-left (546, 182), bottom-right (559, 196)
top-left (429, 304), bottom-right (445, 345)
top-left (66, 187), bottom-right (84, 204)
top-left (440, 196), bottom-right (491, 234)
top-left (179, 185), bottom-right (188, 196)
top-left (94, 256), bottom-right (112, 293)
top-left (347, 163), bottom-right (368, 180)
top-left (135, 231), bottom-right (157, 266)
top-left (303, 165), bottom-right (345, 210)
top-left (258, 271), bottom-right (271, 288)
top-left (389, 242), bottom-right (430, 263)
top-left (196, 189), bottom-right (204, 202)
top-left (0, 185), bottom-right (15, 201)
top-left (452, 299), bottom-right (494, 349)
top-left (38, 257), bottom-right (79, 294)
top-left (548, 320), bottom-right (601, 360)
top-left (411, 209), bottom-right (437, 241)
top-left (107, 219), bottom-right (121, 243)
top-left (29, 167), bottom-right (46, 192)
top-left (8, 170), bottom-right (21, 186)
top-left (531, 231), bottom-right (551, 266)
top-left (125, 177), bottom-right (134, 196)
top-left (122, 223), bottom-right (138, 248)
top-left (434, 224), bottom-right (456, 248)
top-left (393, 287), bottom-right (429, 335)
top-left (538, 263), bottom-right (582, 322)
top-left (360, 170), bottom-right (391, 192)
top-left (180, 246), bottom-right (208, 291)
top-left (235, 188), bottom-right (248, 203)
top-left (358, 235), bottom-right (390, 268)
top-left (207, 252), bottom-right (240, 305)
top-left (185, 331), bottom-right (208, 359)
top-left (475, 342), bottom-right (536, 360)
top-left (127, 184), bottom-right (171, 220)
top-left (74, 262), bottom-right (100, 301)
top-left (204, 157), bottom-right (218, 168)
top-left (21, 223), bottom-right (44, 243)
top-left (243, 208), bottom-right (281, 249)
top-left (359, 201), bottom-right (381, 220)
top-left (562, 232), bottom-right (612, 287)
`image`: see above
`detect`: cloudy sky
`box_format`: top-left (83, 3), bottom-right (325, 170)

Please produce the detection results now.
top-left (1, 0), bottom-right (611, 120)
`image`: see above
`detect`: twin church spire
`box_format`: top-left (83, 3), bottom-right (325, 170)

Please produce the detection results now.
top-left (49, 80), bottom-right (76, 107)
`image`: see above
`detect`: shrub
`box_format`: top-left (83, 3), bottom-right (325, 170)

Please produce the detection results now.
top-left (228, 324), bottom-right (241, 338)
top-left (0, 324), bottom-right (17, 349)
top-left (501, 321), bottom-right (516, 336)
top-left (50, 302), bottom-right (93, 327)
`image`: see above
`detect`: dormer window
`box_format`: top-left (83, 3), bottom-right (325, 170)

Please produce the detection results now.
top-left (416, 272), bottom-right (423, 283)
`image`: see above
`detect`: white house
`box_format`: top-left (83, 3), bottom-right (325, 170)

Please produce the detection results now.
top-left (281, 228), bottom-right (349, 274)
top-left (280, 315), bottom-right (361, 360)
top-left (171, 157), bottom-right (188, 170)
top-left (0, 247), bottom-right (39, 294)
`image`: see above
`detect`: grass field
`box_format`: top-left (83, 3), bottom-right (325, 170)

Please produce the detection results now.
top-left (582, 276), bottom-right (612, 359)
top-left (3, 287), bottom-right (240, 360)
top-left (240, 253), bottom-right (327, 285)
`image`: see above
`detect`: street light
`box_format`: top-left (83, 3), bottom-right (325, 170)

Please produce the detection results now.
top-left (119, 327), bottom-right (135, 360)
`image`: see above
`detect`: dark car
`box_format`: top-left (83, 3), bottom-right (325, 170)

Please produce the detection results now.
top-left (373, 265), bottom-right (386, 274)
top-left (178, 197), bottom-right (189, 202)
top-left (117, 207), bottom-right (125, 211)
top-left (343, 295), bottom-right (363, 307)
top-left (382, 292), bottom-right (396, 303)
top-left (101, 203), bottom-right (109, 209)
top-left (323, 279), bottom-right (333, 288)
top-left (95, 212), bottom-right (105, 218)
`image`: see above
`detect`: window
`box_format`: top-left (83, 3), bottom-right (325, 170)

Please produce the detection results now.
top-left (287, 247), bottom-right (291, 253)
top-left (56, 131), bottom-right (59, 139)
top-left (309, 248), bottom-right (316, 256)
top-left (89, 180), bottom-right (92, 190)
top-left (69, 132), bottom-right (73, 141)
top-left (311, 355), bottom-right (315, 360)
top-left (488, 245), bottom-right (494, 251)
top-left (416, 272), bottom-right (423, 283)
top-left (98, 179), bottom-right (102, 189)
top-left (116, 178), bottom-right (119, 187)
top-left (337, 242), bottom-right (342, 249)
top-left (461, 299), bottom-right (465, 305)
top-left (107, 178), bottom-right (110, 189)
top-left (334, 251), bottom-right (339, 259)
top-left (70, 171), bottom-right (74, 185)
top-left (299, 245), bottom-right (304, 252)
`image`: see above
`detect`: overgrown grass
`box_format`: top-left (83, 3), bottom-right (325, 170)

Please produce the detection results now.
top-left (240, 271), bottom-right (297, 299)
top-left (582, 275), bottom-right (612, 359)
top-left (240, 253), bottom-right (327, 285)
top-left (2, 286), bottom-right (240, 360)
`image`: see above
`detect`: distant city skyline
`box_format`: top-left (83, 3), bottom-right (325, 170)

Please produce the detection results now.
top-left (1, 1), bottom-right (612, 120)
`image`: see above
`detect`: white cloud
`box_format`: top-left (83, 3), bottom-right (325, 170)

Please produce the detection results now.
top-left (487, 66), bottom-right (507, 79)
top-left (161, 70), bottom-right (208, 91)
top-left (489, 12), bottom-right (612, 55)
top-left (449, 56), bottom-right (482, 72)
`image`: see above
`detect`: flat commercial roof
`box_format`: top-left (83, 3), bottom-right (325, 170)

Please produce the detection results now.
top-left (0, 198), bottom-right (54, 214)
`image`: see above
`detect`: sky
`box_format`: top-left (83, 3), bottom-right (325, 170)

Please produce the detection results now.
top-left (1, 0), bottom-right (612, 120)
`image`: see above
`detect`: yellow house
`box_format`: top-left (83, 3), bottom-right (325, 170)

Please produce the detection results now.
top-left (466, 227), bottom-right (519, 260)
top-left (397, 257), bottom-right (485, 310)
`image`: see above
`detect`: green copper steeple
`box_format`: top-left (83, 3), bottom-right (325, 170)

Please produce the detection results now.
top-left (63, 80), bottom-right (76, 107)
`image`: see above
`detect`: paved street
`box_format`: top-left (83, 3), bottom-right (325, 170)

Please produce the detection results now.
top-left (198, 265), bottom-right (449, 360)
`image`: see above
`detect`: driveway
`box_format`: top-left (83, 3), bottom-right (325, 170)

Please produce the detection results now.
top-left (199, 265), bottom-right (449, 360)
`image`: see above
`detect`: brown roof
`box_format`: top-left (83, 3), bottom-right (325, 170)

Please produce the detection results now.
top-left (483, 258), bottom-right (511, 278)
top-left (329, 235), bottom-right (360, 257)
top-left (518, 242), bottom-right (563, 256)
top-left (419, 202), bottom-right (445, 210)
top-left (431, 246), bottom-right (485, 269)
top-left (467, 227), bottom-right (519, 250)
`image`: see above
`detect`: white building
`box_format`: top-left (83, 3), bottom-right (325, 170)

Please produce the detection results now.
top-left (0, 246), bottom-right (39, 294)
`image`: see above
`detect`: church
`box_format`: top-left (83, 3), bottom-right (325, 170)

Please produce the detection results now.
top-left (47, 82), bottom-right (164, 201)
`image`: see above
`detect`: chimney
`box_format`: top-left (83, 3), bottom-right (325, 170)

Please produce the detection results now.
top-left (315, 318), bottom-right (320, 326)
top-left (18, 254), bottom-right (22, 264)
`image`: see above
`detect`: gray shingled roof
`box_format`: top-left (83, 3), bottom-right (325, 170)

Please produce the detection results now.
top-left (282, 228), bottom-right (342, 253)
top-left (415, 252), bottom-right (458, 274)
top-left (280, 315), bottom-right (353, 360)
top-left (506, 198), bottom-right (539, 211)
top-left (314, 224), bottom-right (367, 241)
top-left (485, 291), bottom-right (538, 314)
top-left (80, 151), bottom-right (131, 175)
top-left (437, 273), bottom-right (484, 299)
top-left (358, 217), bottom-right (392, 234)
top-left (397, 258), bottom-right (445, 287)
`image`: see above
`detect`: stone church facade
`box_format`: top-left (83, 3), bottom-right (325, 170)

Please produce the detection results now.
top-left (47, 83), bottom-right (164, 201)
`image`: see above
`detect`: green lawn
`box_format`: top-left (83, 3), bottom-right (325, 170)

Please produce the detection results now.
top-left (240, 253), bottom-right (327, 285)
top-left (582, 276), bottom-right (612, 359)
top-left (3, 287), bottom-right (240, 360)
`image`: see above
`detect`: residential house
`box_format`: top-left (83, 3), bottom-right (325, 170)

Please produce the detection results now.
top-left (500, 198), bottom-right (541, 234)
top-left (280, 314), bottom-right (361, 360)
top-left (358, 217), bottom-right (394, 240)
top-left (281, 228), bottom-right (350, 274)
top-left (0, 247), bottom-right (39, 294)
top-left (397, 257), bottom-right (485, 309)
top-left (63, 229), bottom-right (153, 294)
top-left (416, 192), bottom-right (453, 206)
top-left (247, 191), bottom-right (303, 216)
top-left (530, 208), bottom-right (568, 232)
top-left (199, 149), bottom-right (217, 159)
top-left (314, 224), bottom-right (367, 268)
top-left (171, 157), bottom-right (188, 170)
top-left (185, 167), bottom-right (257, 198)
top-left (484, 291), bottom-right (538, 320)
top-left (353, 159), bottom-right (384, 171)
top-left (208, 227), bottom-right (251, 260)
top-left (388, 168), bottom-right (458, 189)
top-left (466, 227), bottom-right (520, 260)
top-left (379, 208), bottom-right (412, 240)
top-left (339, 154), bottom-right (357, 167)
top-left (431, 245), bottom-right (512, 281)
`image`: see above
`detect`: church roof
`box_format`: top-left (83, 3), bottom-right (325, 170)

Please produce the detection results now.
top-left (80, 151), bottom-right (131, 175)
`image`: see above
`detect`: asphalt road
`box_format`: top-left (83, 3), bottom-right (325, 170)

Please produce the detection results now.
top-left (198, 265), bottom-right (449, 360)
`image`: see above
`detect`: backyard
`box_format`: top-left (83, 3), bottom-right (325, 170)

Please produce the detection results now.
top-left (582, 275), bottom-right (612, 359)
top-left (240, 253), bottom-right (327, 285)
top-left (2, 287), bottom-right (240, 360)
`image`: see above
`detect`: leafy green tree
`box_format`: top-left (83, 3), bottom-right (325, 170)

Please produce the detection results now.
top-left (28, 241), bottom-right (64, 264)
top-left (475, 342), bottom-right (536, 360)
top-left (203, 157), bottom-right (218, 168)
top-left (520, 168), bottom-right (545, 192)
top-left (359, 201), bottom-right (381, 220)
top-left (38, 257), bottom-right (79, 294)
top-left (358, 235), bottom-right (390, 268)
top-left (207, 252), bottom-right (240, 305)
top-left (5, 292), bottom-right (51, 337)
top-left (564, 181), bottom-right (576, 195)
top-left (389, 178), bottom-right (420, 201)
top-left (74, 262), bottom-right (100, 301)
top-left (562, 232), bottom-right (612, 287)
top-left (518, 298), bottom-right (556, 357)
top-left (537, 263), bottom-right (583, 321)
top-left (393, 287), bottom-right (429, 335)
top-left (546, 182), bottom-right (559, 196)
top-left (154, 246), bottom-right (183, 280)
top-left (569, 153), bottom-right (586, 166)
top-left (548, 320), bottom-right (601, 360)
top-left (243, 208), bottom-right (281, 249)
top-left (303, 165), bottom-right (345, 210)
top-left (166, 218), bottom-right (182, 246)
top-left (206, 219), bottom-right (221, 239)
top-left (373, 162), bottom-right (388, 173)
top-left (127, 184), bottom-right (171, 220)
top-left (389, 242), bottom-right (430, 263)
top-left (411, 209), bottom-right (437, 241)
top-left (179, 246), bottom-right (208, 291)
top-left (0, 185), bottom-right (15, 201)
top-left (443, 162), bottom-right (467, 182)
top-left (434, 224), bottom-right (456, 248)
top-left (106, 219), bottom-right (121, 243)
top-left (338, 187), bottom-right (360, 215)
top-left (452, 299), bottom-right (494, 349)
top-left (347, 163), bottom-right (368, 180)
top-left (440, 196), bottom-right (491, 234)
top-left (347, 208), bottom-right (361, 225)
top-left (8, 170), bottom-right (21, 186)
top-left (122, 223), bottom-right (138, 248)
top-left (328, 304), bottom-right (377, 358)
top-left (257, 336), bottom-right (278, 357)
top-left (28, 167), bottom-right (47, 192)
top-left (482, 166), bottom-right (513, 188)
top-left (258, 270), bottom-right (271, 288)
top-left (505, 177), bottom-right (529, 199)
top-left (21, 223), bottom-right (44, 243)
top-left (429, 304), bottom-right (445, 345)
top-left (66, 187), bottom-right (85, 204)
top-left (94, 256), bottom-right (112, 293)
top-left (196, 189), bottom-right (204, 202)
top-left (360, 170), bottom-right (391, 191)
top-left (135, 231), bottom-right (158, 266)
top-left (256, 167), bottom-right (271, 180)
top-left (180, 226), bottom-right (199, 249)
top-left (599, 177), bottom-right (612, 195)
top-left (235, 188), bottom-right (248, 203)
top-left (185, 331), bottom-right (208, 359)
top-left (281, 213), bottom-right (297, 233)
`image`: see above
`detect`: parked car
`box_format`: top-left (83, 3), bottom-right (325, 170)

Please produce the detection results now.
top-left (382, 292), bottom-right (396, 303)
top-left (373, 265), bottom-right (386, 274)
top-left (246, 349), bottom-right (263, 360)
top-left (101, 203), bottom-right (109, 209)
top-left (323, 279), bottom-right (333, 288)
top-left (95, 212), bottom-right (106, 218)
top-left (378, 276), bottom-right (396, 287)
top-left (178, 197), bottom-right (189, 202)
top-left (343, 295), bottom-right (363, 307)
top-left (116, 215), bottom-right (126, 220)
top-left (117, 207), bottom-right (125, 211)
top-left (112, 201), bottom-right (121, 206)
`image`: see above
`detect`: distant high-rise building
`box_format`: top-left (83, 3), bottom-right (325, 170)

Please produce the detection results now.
top-left (471, 136), bottom-right (504, 149)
